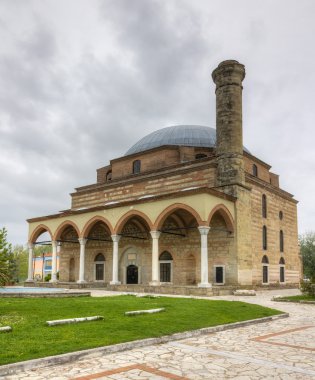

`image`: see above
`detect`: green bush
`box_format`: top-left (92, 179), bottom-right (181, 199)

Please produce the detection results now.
top-left (300, 280), bottom-right (315, 296)
top-left (44, 273), bottom-right (51, 282)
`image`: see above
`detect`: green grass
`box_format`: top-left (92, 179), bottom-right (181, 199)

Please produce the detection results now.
top-left (0, 296), bottom-right (282, 365)
top-left (275, 294), bottom-right (315, 302)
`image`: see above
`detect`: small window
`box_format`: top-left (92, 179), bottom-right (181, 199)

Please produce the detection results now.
top-left (262, 194), bottom-right (267, 218)
top-left (195, 153), bottom-right (207, 160)
top-left (279, 258), bottom-right (285, 283)
top-left (159, 251), bottom-right (173, 283)
top-left (262, 255), bottom-right (269, 284)
top-left (280, 230), bottom-right (284, 252)
top-left (252, 164), bottom-right (258, 177)
top-left (45, 259), bottom-right (52, 270)
top-left (263, 226), bottom-right (267, 250)
top-left (94, 253), bottom-right (105, 281)
top-left (106, 171), bottom-right (112, 181)
top-left (214, 266), bottom-right (224, 284)
top-left (133, 160), bottom-right (141, 174)
top-left (279, 211), bottom-right (283, 220)
top-left (262, 265), bottom-right (268, 284)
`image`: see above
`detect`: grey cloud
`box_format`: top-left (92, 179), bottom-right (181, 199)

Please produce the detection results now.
top-left (0, 0), bottom-right (314, 244)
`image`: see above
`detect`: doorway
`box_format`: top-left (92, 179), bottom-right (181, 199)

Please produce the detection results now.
top-left (127, 265), bottom-right (138, 284)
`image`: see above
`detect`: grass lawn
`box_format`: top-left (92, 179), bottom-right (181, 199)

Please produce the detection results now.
top-left (0, 295), bottom-right (282, 365)
top-left (275, 294), bottom-right (315, 302)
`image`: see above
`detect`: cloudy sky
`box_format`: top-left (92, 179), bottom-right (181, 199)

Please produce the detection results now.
top-left (0, 0), bottom-right (314, 245)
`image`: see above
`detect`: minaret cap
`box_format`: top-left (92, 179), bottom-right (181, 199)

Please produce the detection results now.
top-left (212, 60), bottom-right (245, 89)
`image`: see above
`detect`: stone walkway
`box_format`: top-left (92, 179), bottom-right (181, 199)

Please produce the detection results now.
top-left (2, 289), bottom-right (315, 380)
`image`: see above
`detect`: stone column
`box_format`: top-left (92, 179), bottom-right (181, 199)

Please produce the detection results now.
top-left (77, 238), bottom-right (87, 283)
top-left (26, 242), bottom-right (34, 282)
top-left (212, 60), bottom-right (246, 189)
top-left (110, 235), bottom-right (121, 285)
top-left (149, 230), bottom-right (161, 286)
top-left (198, 226), bottom-right (211, 288)
top-left (50, 240), bottom-right (58, 282)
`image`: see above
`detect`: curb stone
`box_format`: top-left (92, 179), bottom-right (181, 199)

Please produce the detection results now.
top-left (0, 313), bottom-right (289, 376)
top-left (272, 298), bottom-right (315, 304)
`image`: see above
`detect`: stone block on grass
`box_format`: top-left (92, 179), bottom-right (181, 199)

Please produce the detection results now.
top-left (0, 326), bottom-right (12, 333)
top-left (125, 308), bottom-right (165, 316)
top-left (47, 316), bottom-right (104, 326)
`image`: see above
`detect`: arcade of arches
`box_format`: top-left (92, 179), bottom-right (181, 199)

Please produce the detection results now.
top-left (27, 203), bottom-right (238, 287)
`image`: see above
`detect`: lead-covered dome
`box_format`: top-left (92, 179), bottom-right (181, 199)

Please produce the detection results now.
top-left (125, 125), bottom-right (250, 156)
top-left (125, 125), bottom-right (217, 156)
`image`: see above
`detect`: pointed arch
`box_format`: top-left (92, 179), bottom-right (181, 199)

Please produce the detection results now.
top-left (262, 255), bottom-right (269, 264)
top-left (53, 220), bottom-right (80, 240)
top-left (207, 204), bottom-right (234, 232)
top-left (114, 210), bottom-right (153, 234)
top-left (153, 203), bottom-right (203, 230)
top-left (81, 216), bottom-right (114, 238)
top-left (29, 224), bottom-right (53, 244)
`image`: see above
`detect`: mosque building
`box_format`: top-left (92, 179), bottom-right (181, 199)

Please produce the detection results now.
top-left (26, 60), bottom-right (301, 294)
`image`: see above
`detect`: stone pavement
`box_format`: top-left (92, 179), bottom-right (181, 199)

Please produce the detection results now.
top-left (2, 289), bottom-right (315, 380)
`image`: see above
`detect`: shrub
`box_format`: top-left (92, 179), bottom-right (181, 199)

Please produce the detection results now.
top-left (300, 280), bottom-right (315, 296)
top-left (44, 273), bottom-right (51, 282)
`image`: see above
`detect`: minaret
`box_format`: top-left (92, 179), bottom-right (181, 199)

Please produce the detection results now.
top-left (212, 60), bottom-right (246, 190)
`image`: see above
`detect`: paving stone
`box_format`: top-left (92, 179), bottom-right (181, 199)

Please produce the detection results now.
top-left (2, 288), bottom-right (315, 380)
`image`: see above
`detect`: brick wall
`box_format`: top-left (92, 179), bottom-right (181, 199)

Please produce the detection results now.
top-left (71, 164), bottom-right (217, 209)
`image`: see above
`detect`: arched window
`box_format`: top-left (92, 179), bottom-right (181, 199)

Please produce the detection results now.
top-left (106, 171), bottom-right (112, 181)
top-left (94, 253), bottom-right (105, 262)
top-left (133, 160), bottom-right (141, 174)
top-left (195, 153), bottom-right (207, 160)
top-left (263, 225), bottom-right (267, 250)
top-left (262, 255), bottom-right (269, 284)
top-left (159, 251), bottom-right (173, 261)
top-left (94, 253), bottom-right (105, 281)
top-left (159, 251), bottom-right (173, 283)
top-left (280, 230), bottom-right (284, 252)
top-left (262, 194), bottom-right (267, 218)
top-left (279, 257), bottom-right (285, 283)
top-left (252, 164), bottom-right (258, 177)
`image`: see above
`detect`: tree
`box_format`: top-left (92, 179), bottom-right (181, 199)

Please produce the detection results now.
top-left (299, 232), bottom-right (315, 282)
top-left (0, 227), bottom-right (13, 286)
top-left (12, 245), bottom-right (29, 283)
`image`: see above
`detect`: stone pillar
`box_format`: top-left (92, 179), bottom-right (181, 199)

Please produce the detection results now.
top-left (198, 226), bottom-right (211, 288)
top-left (50, 241), bottom-right (58, 282)
top-left (149, 230), bottom-right (161, 286)
top-left (26, 242), bottom-right (34, 282)
top-left (77, 238), bottom-right (87, 283)
top-left (212, 60), bottom-right (252, 285)
top-left (110, 235), bottom-right (121, 285)
top-left (212, 60), bottom-right (246, 190)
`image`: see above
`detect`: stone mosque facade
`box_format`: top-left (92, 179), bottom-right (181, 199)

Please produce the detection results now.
top-left (26, 60), bottom-right (301, 293)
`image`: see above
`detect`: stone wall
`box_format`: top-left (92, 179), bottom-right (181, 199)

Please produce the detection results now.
top-left (249, 182), bottom-right (300, 285)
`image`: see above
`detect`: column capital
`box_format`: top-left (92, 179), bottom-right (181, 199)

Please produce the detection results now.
top-left (198, 226), bottom-right (210, 235)
top-left (51, 240), bottom-right (58, 248)
top-left (150, 230), bottom-right (161, 239)
top-left (27, 242), bottom-right (34, 250)
top-left (111, 234), bottom-right (121, 243)
top-left (78, 238), bottom-right (87, 245)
